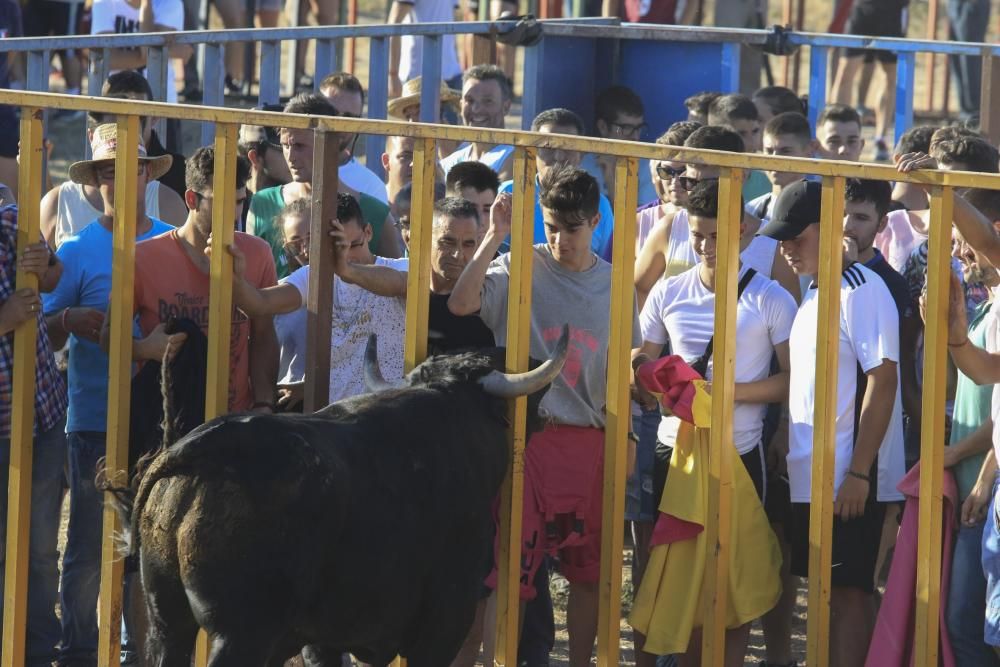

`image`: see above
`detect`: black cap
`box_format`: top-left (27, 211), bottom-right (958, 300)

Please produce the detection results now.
top-left (759, 180), bottom-right (823, 241)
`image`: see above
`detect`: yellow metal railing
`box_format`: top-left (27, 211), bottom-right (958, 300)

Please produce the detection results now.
top-left (1, 89), bottom-right (999, 667)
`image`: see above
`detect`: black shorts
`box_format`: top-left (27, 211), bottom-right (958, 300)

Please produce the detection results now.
top-left (845, 1), bottom-right (907, 63)
top-left (22, 0), bottom-right (84, 39)
top-left (789, 497), bottom-right (886, 593)
top-left (0, 106), bottom-right (17, 159)
top-left (653, 439), bottom-right (766, 510)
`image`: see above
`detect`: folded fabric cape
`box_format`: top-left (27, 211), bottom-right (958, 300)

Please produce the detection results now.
top-left (629, 355), bottom-right (782, 655)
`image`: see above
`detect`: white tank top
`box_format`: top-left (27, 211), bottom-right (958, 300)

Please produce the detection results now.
top-left (664, 208), bottom-right (777, 279)
top-left (55, 181), bottom-right (162, 248)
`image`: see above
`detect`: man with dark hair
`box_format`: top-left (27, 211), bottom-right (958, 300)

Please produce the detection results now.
top-left (831, 0), bottom-right (909, 161)
top-left (929, 133), bottom-right (1000, 173)
top-left (222, 192), bottom-right (409, 402)
top-left (747, 112), bottom-right (817, 222)
top-left (816, 104), bottom-right (866, 162)
top-left (382, 135), bottom-right (415, 210)
top-left (247, 93), bottom-right (401, 278)
top-left (446, 160), bottom-right (501, 223)
top-left (43, 122), bottom-right (175, 666)
top-left (753, 85), bottom-right (806, 123)
top-left (106, 145), bottom-right (278, 416)
top-left (760, 180), bottom-right (904, 667)
top-left (685, 91), bottom-right (721, 124)
top-left (581, 85), bottom-right (657, 206)
top-left (319, 72), bottom-right (388, 204)
top-left (450, 164), bottom-right (642, 667)
top-left (392, 181), bottom-right (448, 253)
top-left (635, 125), bottom-right (800, 308)
top-left (238, 116), bottom-right (291, 200)
top-left (497, 109), bottom-right (615, 261)
top-left (440, 65), bottom-right (516, 181)
top-left (890, 126), bottom-right (937, 210)
top-left (707, 93), bottom-right (771, 200)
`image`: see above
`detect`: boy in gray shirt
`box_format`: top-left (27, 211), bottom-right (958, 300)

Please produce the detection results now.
top-left (450, 164), bottom-right (640, 665)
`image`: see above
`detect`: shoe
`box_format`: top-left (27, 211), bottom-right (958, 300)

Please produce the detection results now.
top-left (874, 139), bottom-right (890, 162)
top-left (120, 650), bottom-right (140, 665)
top-left (225, 75), bottom-right (246, 96)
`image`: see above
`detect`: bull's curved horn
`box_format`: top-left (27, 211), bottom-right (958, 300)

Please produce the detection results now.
top-left (479, 324), bottom-right (570, 398)
top-left (364, 334), bottom-right (403, 393)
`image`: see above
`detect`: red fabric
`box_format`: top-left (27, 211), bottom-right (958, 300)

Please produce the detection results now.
top-left (637, 355), bottom-right (703, 424)
top-left (828, 0), bottom-right (855, 33)
top-left (650, 513), bottom-right (704, 547)
top-left (865, 462), bottom-right (957, 667)
top-left (485, 425), bottom-right (605, 599)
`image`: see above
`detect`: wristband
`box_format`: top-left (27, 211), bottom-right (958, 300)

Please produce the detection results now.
top-left (60, 307), bottom-right (70, 333)
top-left (846, 470), bottom-right (871, 484)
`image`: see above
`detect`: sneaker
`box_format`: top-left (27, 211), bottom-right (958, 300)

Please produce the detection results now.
top-left (120, 649), bottom-right (140, 665)
top-left (225, 75), bottom-right (246, 96)
top-left (874, 139), bottom-right (890, 162)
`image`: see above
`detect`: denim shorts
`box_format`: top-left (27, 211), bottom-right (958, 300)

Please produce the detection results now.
top-left (982, 480), bottom-right (1000, 646)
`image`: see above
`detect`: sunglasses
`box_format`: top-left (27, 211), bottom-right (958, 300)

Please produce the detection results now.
top-left (678, 175), bottom-right (719, 192)
top-left (655, 165), bottom-right (686, 181)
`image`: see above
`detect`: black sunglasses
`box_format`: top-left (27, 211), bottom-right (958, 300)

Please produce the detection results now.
top-left (678, 175), bottom-right (719, 192)
top-left (655, 165), bottom-right (686, 181)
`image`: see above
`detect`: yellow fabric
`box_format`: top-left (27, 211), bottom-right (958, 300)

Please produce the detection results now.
top-left (628, 420), bottom-right (782, 656)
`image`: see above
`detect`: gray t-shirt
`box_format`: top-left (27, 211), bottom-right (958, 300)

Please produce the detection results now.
top-left (479, 244), bottom-right (642, 429)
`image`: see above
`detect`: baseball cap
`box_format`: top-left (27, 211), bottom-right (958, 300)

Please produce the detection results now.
top-left (238, 104), bottom-right (283, 147)
top-left (759, 179), bottom-right (823, 241)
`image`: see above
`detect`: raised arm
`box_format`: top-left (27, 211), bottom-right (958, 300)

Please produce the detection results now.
top-left (929, 272), bottom-right (1000, 386)
top-left (449, 193), bottom-right (511, 316)
top-left (331, 219), bottom-right (407, 297)
top-left (634, 214), bottom-right (672, 310)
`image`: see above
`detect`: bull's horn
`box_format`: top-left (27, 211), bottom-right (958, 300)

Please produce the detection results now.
top-left (364, 335), bottom-right (403, 393)
top-left (478, 324), bottom-right (569, 398)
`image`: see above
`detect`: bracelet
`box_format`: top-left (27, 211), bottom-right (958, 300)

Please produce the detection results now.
top-left (948, 338), bottom-right (969, 348)
top-left (60, 307), bottom-right (70, 333)
top-left (846, 470), bottom-right (871, 484)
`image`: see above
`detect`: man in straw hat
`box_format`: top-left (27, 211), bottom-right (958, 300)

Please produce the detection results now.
top-left (388, 76), bottom-right (463, 160)
top-left (42, 121), bottom-right (175, 665)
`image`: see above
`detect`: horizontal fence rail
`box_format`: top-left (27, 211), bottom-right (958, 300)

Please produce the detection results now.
top-left (1, 90), bottom-right (999, 667)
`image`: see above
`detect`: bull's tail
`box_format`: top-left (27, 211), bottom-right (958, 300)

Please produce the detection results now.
top-left (99, 344), bottom-right (182, 557)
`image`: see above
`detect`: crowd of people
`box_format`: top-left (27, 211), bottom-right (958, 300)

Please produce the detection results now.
top-left (0, 2), bottom-right (1000, 666)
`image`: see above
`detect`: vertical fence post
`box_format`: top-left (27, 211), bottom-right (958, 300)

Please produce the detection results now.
top-left (0, 106), bottom-right (43, 667)
top-left (419, 36), bottom-right (443, 124)
top-left (808, 46), bottom-right (829, 133)
top-left (979, 52), bottom-right (1000, 148)
top-left (700, 166), bottom-right (743, 667)
top-left (894, 52), bottom-right (916, 147)
top-left (314, 39), bottom-right (339, 93)
top-left (367, 37), bottom-right (389, 181)
top-left (520, 44), bottom-right (541, 130)
top-left (304, 129), bottom-right (340, 413)
top-left (96, 113), bottom-right (141, 667)
top-left (805, 175), bottom-right (845, 667)
top-left (924, 0), bottom-right (940, 112)
top-left (914, 185), bottom-right (952, 667)
top-left (146, 46), bottom-right (169, 144)
top-left (201, 44), bottom-right (226, 146)
top-left (260, 41), bottom-right (282, 107)
top-left (494, 147), bottom-right (536, 666)
top-left (403, 137), bottom-right (435, 371)
top-left (595, 157), bottom-right (638, 666)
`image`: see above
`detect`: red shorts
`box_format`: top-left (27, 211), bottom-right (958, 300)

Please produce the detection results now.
top-left (486, 424), bottom-right (606, 600)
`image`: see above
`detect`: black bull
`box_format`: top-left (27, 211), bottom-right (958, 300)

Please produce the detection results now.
top-left (112, 328), bottom-right (569, 667)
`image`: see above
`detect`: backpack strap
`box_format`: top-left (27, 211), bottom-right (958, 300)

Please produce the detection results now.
top-left (691, 268), bottom-right (758, 377)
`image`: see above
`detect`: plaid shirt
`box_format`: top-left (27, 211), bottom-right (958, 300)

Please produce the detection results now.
top-left (0, 206), bottom-right (67, 438)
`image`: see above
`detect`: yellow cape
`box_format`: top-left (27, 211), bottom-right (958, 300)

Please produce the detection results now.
top-left (628, 391), bottom-right (782, 655)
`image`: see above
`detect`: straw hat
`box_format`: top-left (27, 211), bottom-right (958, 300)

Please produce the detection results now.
top-left (68, 123), bottom-right (173, 187)
top-left (387, 76), bottom-right (462, 118)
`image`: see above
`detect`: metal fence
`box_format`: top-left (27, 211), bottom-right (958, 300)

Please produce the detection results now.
top-left (2, 88), bottom-right (1000, 667)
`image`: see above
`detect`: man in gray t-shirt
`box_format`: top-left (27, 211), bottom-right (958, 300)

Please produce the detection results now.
top-left (449, 164), bottom-right (640, 665)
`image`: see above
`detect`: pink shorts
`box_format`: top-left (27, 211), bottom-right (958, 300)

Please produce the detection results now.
top-left (486, 424), bottom-right (606, 600)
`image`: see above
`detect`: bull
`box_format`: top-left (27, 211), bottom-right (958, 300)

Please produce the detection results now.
top-left (110, 327), bottom-right (568, 667)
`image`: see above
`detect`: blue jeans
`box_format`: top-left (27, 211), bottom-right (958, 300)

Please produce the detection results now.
top-left (627, 408), bottom-right (660, 523)
top-left (58, 431), bottom-right (107, 665)
top-left (948, 517), bottom-right (1000, 666)
top-left (0, 420), bottom-right (67, 666)
top-left (948, 0), bottom-right (991, 118)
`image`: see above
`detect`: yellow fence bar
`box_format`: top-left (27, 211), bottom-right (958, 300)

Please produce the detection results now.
top-left (805, 175), bottom-right (845, 667)
top-left (494, 147), bottom-right (536, 665)
top-left (596, 157), bottom-right (638, 666)
top-left (1, 106), bottom-right (43, 667)
top-left (700, 167), bottom-right (744, 667)
top-left (97, 114), bottom-right (141, 667)
top-left (914, 185), bottom-right (953, 666)
top-left (403, 137), bottom-right (435, 372)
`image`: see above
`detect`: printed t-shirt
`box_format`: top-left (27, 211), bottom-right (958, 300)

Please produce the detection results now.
top-left (133, 230), bottom-right (277, 412)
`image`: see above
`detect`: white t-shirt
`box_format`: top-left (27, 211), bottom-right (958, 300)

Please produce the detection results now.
top-left (787, 262), bottom-right (905, 503)
top-left (285, 258), bottom-right (408, 402)
top-left (398, 0), bottom-right (462, 83)
top-left (275, 276), bottom-right (308, 385)
top-left (91, 0), bottom-right (183, 103)
top-left (340, 158), bottom-right (389, 205)
top-left (988, 287), bottom-right (1000, 464)
top-left (640, 265), bottom-right (796, 453)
